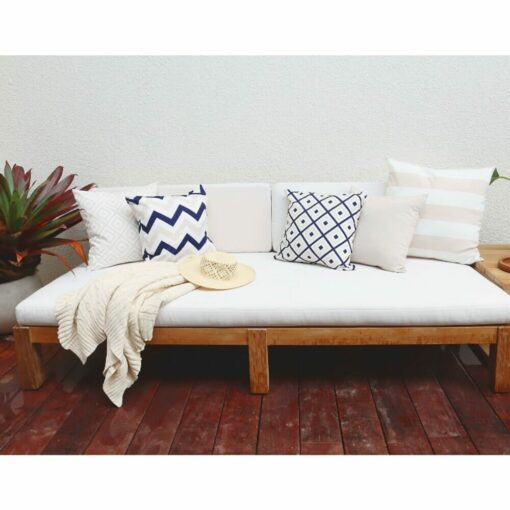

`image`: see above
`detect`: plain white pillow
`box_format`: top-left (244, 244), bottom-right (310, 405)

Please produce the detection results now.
top-left (74, 183), bottom-right (157, 270)
top-left (351, 194), bottom-right (426, 272)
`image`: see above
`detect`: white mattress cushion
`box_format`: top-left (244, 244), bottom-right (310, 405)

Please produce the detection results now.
top-left (17, 253), bottom-right (510, 327)
top-left (272, 182), bottom-right (385, 251)
top-left (158, 183), bottom-right (271, 253)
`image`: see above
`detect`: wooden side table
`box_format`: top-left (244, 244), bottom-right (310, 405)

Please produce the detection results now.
top-left (474, 244), bottom-right (510, 358)
top-left (475, 244), bottom-right (510, 293)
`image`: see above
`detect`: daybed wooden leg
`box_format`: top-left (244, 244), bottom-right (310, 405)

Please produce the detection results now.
top-left (248, 329), bottom-right (269, 394)
top-left (490, 326), bottom-right (510, 392)
top-left (13, 326), bottom-right (45, 390)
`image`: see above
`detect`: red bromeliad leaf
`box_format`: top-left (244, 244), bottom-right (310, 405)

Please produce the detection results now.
top-left (44, 188), bottom-right (76, 210)
top-left (30, 248), bottom-right (75, 273)
top-left (69, 240), bottom-right (88, 264)
top-left (12, 164), bottom-right (28, 192)
top-left (47, 173), bottom-right (76, 198)
top-left (20, 210), bottom-right (83, 246)
top-left (35, 237), bottom-right (88, 264)
top-left (28, 166), bottom-right (64, 207)
top-left (24, 169), bottom-right (32, 188)
top-left (15, 250), bottom-right (28, 264)
top-left (25, 204), bottom-right (78, 232)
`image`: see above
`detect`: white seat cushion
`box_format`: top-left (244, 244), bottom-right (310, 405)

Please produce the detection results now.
top-left (272, 182), bottom-right (385, 251)
top-left (17, 254), bottom-right (510, 327)
top-left (158, 183), bottom-right (271, 253)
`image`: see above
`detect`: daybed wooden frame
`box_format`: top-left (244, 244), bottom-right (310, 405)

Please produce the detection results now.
top-left (12, 324), bottom-right (510, 394)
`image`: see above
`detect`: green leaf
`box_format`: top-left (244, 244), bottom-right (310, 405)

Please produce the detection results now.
top-left (491, 168), bottom-right (510, 184)
top-left (3, 162), bottom-right (14, 191)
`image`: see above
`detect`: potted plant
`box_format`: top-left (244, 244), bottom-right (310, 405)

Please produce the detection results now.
top-left (0, 162), bottom-right (94, 333)
top-left (490, 169), bottom-right (510, 273)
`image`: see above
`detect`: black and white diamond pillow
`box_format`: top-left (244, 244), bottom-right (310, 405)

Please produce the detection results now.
top-left (275, 190), bottom-right (365, 270)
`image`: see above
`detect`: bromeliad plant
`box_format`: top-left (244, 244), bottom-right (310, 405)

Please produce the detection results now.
top-left (0, 162), bottom-right (95, 283)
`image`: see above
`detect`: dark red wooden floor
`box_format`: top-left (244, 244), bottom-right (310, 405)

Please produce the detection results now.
top-left (1, 336), bottom-right (510, 454)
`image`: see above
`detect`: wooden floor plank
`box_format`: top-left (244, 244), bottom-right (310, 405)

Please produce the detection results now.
top-left (402, 347), bottom-right (476, 455)
top-left (428, 437), bottom-right (478, 454)
top-left (1, 352), bottom-right (101, 455)
top-left (297, 347), bottom-right (343, 455)
top-left (333, 348), bottom-right (387, 455)
top-left (257, 378), bottom-right (300, 454)
top-left (213, 383), bottom-right (261, 455)
top-left (85, 378), bottom-right (159, 455)
top-left (464, 364), bottom-right (510, 433)
top-left (170, 380), bottom-right (227, 455)
top-left (300, 378), bottom-right (343, 454)
top-left (300, 442), bottom-right (343, 454)
top-left (257, 349), bottom-right (300, 455)
top-left (370, 376), bottom-right (432, 454)
top-left (370, 348), bottom-right (432, 455)
top-left (42, 374), bottom-right (112, 455)
top-left (336, 372), bottom-right (388, 455)
top-left (0, 346), bottom-right (18, 378)
top-left (127, 380), bottom-right (192, 454)
top-left (0, 367), bottom-right (23, 407)
top-left (0, 348), bottom-right (75, 451)
top-left (436, 349), bottom-right (510, 454)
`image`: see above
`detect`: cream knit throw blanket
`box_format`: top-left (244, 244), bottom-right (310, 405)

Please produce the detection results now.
top-left (56, 261), bottom-right (196, 407)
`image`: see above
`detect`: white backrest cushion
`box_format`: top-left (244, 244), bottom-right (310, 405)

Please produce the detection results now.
top-left (91, 184), bottom-right (158, 194)
top-left (271, 182), bottom-right (385, 251)
top-left (158, 183), bottom-right (272, 252)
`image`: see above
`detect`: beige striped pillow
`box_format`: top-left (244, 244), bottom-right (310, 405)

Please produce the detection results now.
top-left (385, 159), bottom-right (494, 264)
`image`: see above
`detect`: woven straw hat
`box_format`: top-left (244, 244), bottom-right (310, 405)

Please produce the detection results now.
top-left (178, 251), bottom-right (256, 290)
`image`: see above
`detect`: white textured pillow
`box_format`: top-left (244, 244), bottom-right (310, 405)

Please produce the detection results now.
top-left (386, 159), bottom-right (494, 264)
top-left (74, 184), bottom-right (157, 270)
top-left (126, 186), bottom-right (215, 262)
top-left (351, 195), bottom-right (426, 272)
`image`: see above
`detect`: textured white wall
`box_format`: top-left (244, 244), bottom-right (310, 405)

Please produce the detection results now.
top-left (1, 56), bottom-right (510, 282)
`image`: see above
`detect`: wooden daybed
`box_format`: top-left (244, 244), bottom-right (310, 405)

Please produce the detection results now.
top-left (11, 179), bottom-right (510, 396)
top-left (13, 323), bottom-right (510, 394)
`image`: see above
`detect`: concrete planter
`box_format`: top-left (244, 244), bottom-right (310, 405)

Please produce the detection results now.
top-left (0, 274), bottom-right (42, 334)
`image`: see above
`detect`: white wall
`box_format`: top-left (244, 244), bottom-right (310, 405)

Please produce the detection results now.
top-left (1, 56), bottom-right (510, 282)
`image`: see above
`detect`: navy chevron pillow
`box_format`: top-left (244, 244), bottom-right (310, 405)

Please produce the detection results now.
top-left (126, 186), bottom-right (215, 262)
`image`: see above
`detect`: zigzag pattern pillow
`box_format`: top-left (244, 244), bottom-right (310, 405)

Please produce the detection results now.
top-left (126, 185), bottom-right (215, 262)
top-left (275, 190), bottom-right (365, 270)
